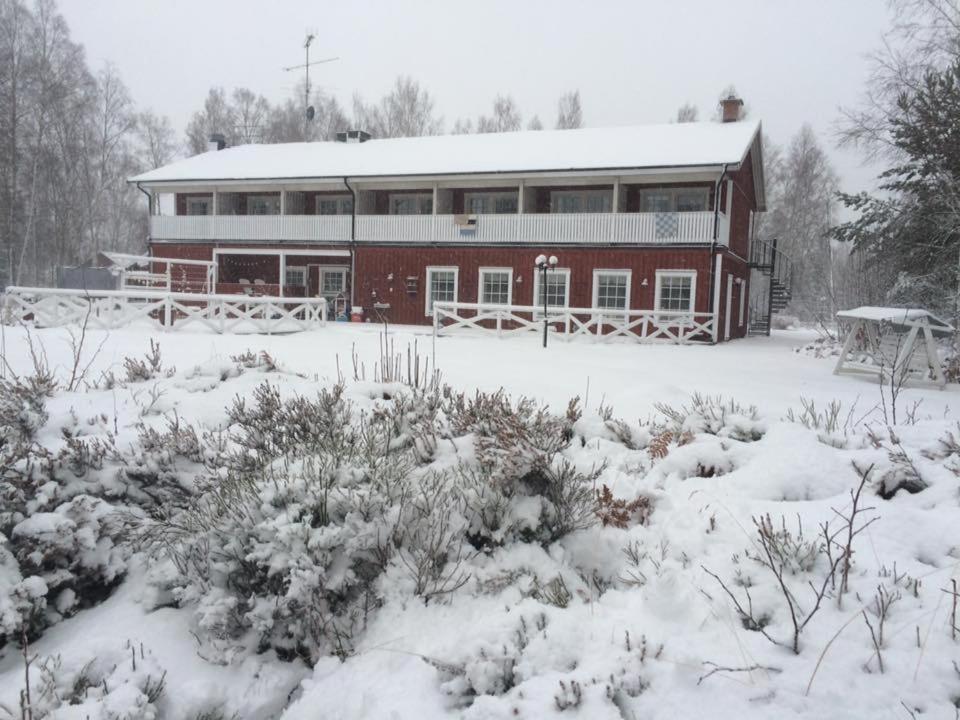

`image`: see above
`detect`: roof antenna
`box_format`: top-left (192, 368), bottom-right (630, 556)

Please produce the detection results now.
top-left (283, 33), bottom-right (339, 140)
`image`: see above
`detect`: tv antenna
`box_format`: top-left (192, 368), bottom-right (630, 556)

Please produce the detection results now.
top-left (283, 34), bottom-right (338, 137)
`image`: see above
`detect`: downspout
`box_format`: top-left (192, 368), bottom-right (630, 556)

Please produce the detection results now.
top-left (343, 176), bottom-right (357, 309)
top-left (136, 182), bottom-right (154, 279)
top-left (707, 164), bottom-right (729, 335)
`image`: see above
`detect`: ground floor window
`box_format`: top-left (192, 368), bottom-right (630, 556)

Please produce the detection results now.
top-left (533, 268), bottom-right (571, 312)
top-left (425, 266), bottom-right (458, 315)
top-left (655, 270), bottom-right (696, 313)
top-left (319, 267), bottom-right (348, 299)
top-left (284, 266), bottom-right (306, 287)
top-left (479, 267), bottom-right (512, 305)
top-left (593, 270), bottom-right (631, 311)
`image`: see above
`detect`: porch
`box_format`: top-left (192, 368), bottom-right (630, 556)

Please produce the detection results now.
top-left (149, 211), bottom-right (728, 247)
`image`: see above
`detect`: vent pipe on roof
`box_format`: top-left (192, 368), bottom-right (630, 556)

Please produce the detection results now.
top-left (719, 95), bottom-right (744, 123)
top-left (208, 133), bottom-right (227, 152)
top-left (335, 129), bottom-right (371, 144)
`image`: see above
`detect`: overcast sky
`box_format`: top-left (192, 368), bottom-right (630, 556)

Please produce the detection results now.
top-left (59, 0), bottom-right (891, 194)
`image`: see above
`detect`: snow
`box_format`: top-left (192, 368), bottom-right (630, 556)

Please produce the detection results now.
top-left (128, 121), bottom-right (761, 184)
top-left (837, 305), bottom-right (953, 330)
top-left (1, 321), bottom-right (959, 719)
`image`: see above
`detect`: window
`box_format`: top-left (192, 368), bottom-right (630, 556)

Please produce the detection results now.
top-left (479, 268), bottom-right (512, 305)
top-left (247, 194), bottom-right (280, 215)
top-left (593, 270), bottom-right (631, 311)
top-left (319, 267), bottom-right (348, 300)
top-left (533, 268), bottom-right (571, 312)
top-left (316, 195), bottom-right (354, 215)
top-left (655, 270), bottom-right (696, 314)
top-left (389, 193), bottom-right (433, 215)
top-left (425, 266), bottom-right (458, 315)
top-left (464, 192), bottom-right (519, 214)
top-left (639, 187), bottom-right (709, 212)
top-left (185, 196), bottom-right (212, 216)
top-left (551, 189), bottom-right (613, 214)
top-left (284, 266), bottom-right (306, 287)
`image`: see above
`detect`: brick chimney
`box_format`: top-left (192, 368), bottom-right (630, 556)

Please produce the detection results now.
top-left (720, 95), bottom-right (744, 123)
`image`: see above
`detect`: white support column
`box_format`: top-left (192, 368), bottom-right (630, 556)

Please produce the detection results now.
top-left (711, 253), bottom-right (723, 343)
top-left (724, 274), bottom-right (733, 341)
top-left (213, 190), bottom-right (219, 216)
top-left (612, 178), bottom-right (620, 213)
top-left (432, 183), bottom-right (438, 215)
top-left (279, 252), bottom-right (286, 298)
top-left (518, 181), bottom-right (525, 215)
top-left (280, 189), bottom-right (287, 215)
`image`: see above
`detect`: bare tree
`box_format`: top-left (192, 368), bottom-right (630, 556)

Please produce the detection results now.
top-left (477, 95), bottom-right (521, 133)
top-left (268, 84), bottom-right (348, 142)
top-left (352, 75), bottom-right (441, 138)
top-left (450, 117), bottom-right (473, 135)
top-left (527, 115), bottom-right (544, 131)
top-left (136, 110), bottom-right (179, 169)
top-left (675, 103), bottom-right (699, 123)
top-left (555, 90), bottom-right (583, 129)
top-left (185, 87), bottom-right (237, 155)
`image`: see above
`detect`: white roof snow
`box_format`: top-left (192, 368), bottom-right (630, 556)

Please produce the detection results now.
top-left (129, 120), bottom-right (762, 184)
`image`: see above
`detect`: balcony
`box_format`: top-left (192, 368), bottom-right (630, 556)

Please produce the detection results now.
top-left (150, 211), bottom-right (728, 246)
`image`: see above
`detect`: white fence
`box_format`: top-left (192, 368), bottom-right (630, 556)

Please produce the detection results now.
top-left (151, 211), bottom-right (727, 246)
top-left (150, 215), bottom-right (351, 242)
top-left (3, 287), bottom-right (328, 334)
top-left (433, 301), bottom-right (716, 344)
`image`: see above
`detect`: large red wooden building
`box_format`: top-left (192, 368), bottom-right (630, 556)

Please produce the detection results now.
top-left (130, 97), bottom-right (772, 341)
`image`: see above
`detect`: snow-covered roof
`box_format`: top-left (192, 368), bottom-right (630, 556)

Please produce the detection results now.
top-left (129, 120), bottom-right (762, 185)
top-left (837, 306), bottom-right (953, 330)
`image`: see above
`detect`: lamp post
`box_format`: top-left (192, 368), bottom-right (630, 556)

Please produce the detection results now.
top-left (535, 254), bottom-right (559, 348)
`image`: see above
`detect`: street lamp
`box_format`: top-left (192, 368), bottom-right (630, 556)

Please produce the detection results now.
top-left (535, 254), bottom-right (559, 348)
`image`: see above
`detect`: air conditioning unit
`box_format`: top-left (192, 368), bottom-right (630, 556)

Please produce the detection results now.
top-left (454, 214), bottom-right (478, 229)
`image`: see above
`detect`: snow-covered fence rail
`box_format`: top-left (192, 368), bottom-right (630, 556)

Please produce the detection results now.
top-left (3, 286), bottom-right (328, 334)
top-left (433, 301), bottom-right (716, 344)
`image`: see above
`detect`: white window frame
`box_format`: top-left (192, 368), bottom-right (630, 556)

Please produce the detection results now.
top-left (532, 268), bottom-right (571, 318)
top-left (478, 267), bottom-right (513, 306)
top-left (185, 196), bottom-right (212, 216)
top-left (284, 265), bottom-right (307, 287)
top-left (318, 266), bottom-right (349, 298)
top-left (463, 191), bottom-right (519, 215)
top-left (247, 194), bottom-right (281, 216)
top-left (551, 189), bottom-right (613, 214)
top-left (591, 269), bottom-right (632, 314)
top-left (424, 266), bottom-right (459, 317)
top-left (389, 193), bottom-right (433, 215)
top-left (315, 195), bottom-right (354, 216)
top-left (639, 187), bottom-right (710, 213)
top-left (654, 270), bottom-right (697, 325)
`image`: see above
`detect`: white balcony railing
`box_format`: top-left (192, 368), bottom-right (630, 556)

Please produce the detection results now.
top-left (150, 211), bottom-right (728, 246)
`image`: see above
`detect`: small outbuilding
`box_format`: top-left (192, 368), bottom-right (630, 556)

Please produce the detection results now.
top-left (833, 306), bottom-right (952, 388)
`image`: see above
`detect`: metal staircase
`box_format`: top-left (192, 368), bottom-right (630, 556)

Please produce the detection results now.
top-left (748, 237), bottom-right (793, 336)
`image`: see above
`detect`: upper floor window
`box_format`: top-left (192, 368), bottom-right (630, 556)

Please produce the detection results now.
top-left (479, 267), bottom-right (512, 305)
top-left (389, 193), bottom-right (433, 215)
top-left (639, 187), bottom-right (709, 213)
top-left (464, 192), bottom-right (519, 214)
top-left (184, 196), bottom-right (212, 216)
top-left (316, 195), bottom-right (354, 215)
top-left (247, 194), bottom-right (280, 215)
top-left (551, 189), bottom-right (612, 214)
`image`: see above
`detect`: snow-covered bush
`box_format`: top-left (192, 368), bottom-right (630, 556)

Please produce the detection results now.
top-left (123, 339), bottom-right (171, 383)
top-left (656, 393), bottom-right (765, 442)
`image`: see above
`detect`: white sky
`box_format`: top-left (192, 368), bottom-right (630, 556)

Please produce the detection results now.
top-left (59, 0), bottom-right (891, 194)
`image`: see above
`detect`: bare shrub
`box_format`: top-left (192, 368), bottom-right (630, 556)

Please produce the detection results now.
top-left (595, 485), bottom-right (653, 528)
top-left (123, 339), bottom-right (170, 383)
top-left (655, 393), bottom-right (764, 442)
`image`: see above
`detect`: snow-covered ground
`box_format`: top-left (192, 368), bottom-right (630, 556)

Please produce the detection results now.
top-left (1, 322), bottom-right (958, 720)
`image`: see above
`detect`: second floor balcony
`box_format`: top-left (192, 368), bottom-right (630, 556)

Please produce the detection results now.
top-left (150, 210), bottom-right (729, 247)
